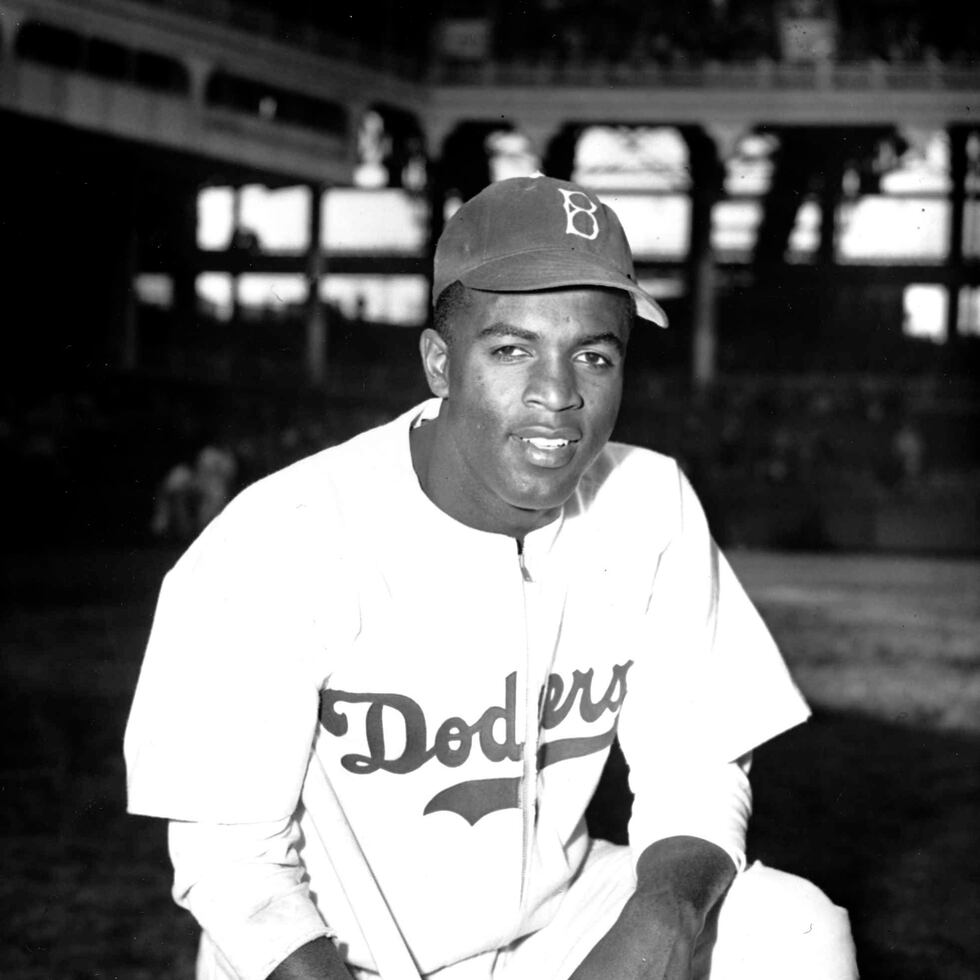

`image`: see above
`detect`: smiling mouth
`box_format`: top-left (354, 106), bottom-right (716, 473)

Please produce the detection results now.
top-left (520, 436), bottom-right (576, 450)
top-left (514, 434), bottom-right (581, 469)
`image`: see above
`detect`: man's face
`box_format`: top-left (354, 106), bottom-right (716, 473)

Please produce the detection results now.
top-left (419, 285), bottom-right (629, 537)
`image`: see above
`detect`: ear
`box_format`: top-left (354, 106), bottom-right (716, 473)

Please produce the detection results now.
top-left (419, 328), bottom-right (451, 398)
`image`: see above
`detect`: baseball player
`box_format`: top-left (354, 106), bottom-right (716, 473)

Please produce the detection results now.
top-left (124, 175), bottom-right (858, 980)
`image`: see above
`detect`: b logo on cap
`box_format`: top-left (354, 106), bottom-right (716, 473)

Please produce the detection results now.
top-left (559, 189), bottom-right (600, 241)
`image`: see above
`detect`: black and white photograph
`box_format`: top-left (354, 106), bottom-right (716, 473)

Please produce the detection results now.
top-left (1, 2), bottom-right (978, 978)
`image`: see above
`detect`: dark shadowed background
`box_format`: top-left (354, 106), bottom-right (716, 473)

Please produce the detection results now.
top-left (1, 1), bottom-right (978, 977)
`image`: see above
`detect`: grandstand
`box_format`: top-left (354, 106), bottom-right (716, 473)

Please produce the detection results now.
top-left (1, 0), bottom-right (977, 551)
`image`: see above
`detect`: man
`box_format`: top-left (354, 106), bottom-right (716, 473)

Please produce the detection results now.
top-left (125, 175), bottom-right (858, 980)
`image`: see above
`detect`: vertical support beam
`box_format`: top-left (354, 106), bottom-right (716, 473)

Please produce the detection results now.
top-left (541, 123), bottom-right (583, 182)
top-left (685, 128), bottom-right (724, 393)
top-left (817, 151), bottom-right (843, 266)
top-left (946, 125), bottom-right (967, 345)
top-left (231, 185), bottom-right (243, 326)
top-left (690, 245), bottom-right (717, 392)
top-left (305, 183), bottom-right (327, 385)
top-left (426, 157), bottom-right (446, 324)
top-left (511, 120), bottom-right (555, 174)
top-left (815, 144), bottom-right (844, 358)
top-left (100, 176), bottom-right (140, 371)
top-left (118, 208), bottom-right (140, 371)
top-left (0, 5), bottom-right (26, 60)
top-left (185, 54), bottom-right (212, 109)
top-left (172, 183), bottom-right (198, 338)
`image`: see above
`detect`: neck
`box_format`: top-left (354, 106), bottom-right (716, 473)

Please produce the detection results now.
top-left (409, 416), bottom-right (558, 539)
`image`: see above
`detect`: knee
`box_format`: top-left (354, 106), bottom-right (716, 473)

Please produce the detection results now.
top-left (743, 864), bottom-right (847, 928)
top-left (712, 863), bottom-right (858, 980)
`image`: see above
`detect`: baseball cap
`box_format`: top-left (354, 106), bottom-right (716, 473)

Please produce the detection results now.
top-left (433, 175), bottom-right (667, 327)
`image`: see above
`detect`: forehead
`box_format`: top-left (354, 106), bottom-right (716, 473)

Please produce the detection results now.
top-left (455, 286), bottom-right (632, 340)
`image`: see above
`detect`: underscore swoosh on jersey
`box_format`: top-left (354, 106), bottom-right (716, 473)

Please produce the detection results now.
top-left (423, 726), bottom-right (618, 824)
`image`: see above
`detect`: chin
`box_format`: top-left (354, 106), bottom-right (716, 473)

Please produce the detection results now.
top-left (507, 478), bottom-right (578, 514)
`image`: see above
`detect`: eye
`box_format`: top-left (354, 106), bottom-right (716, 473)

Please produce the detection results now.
top-left (491, 345), bottom-right (530, 360)
top-left (574, 350), bottom-right (614, 368)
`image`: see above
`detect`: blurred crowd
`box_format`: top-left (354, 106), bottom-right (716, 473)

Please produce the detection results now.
top-left (4, 370), bottom-right (975, 550)
top-left (492, 1), bottom-right (976, 67)
top-left (143, 0), bottom-right (980, 70)
top-left (664, 380), bottom-right (934, 491)
top-left (492, 1), bottom-right (776, 67)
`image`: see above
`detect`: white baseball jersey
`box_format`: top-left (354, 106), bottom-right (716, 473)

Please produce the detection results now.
top-left (125, 398), bottom-right (810, 979)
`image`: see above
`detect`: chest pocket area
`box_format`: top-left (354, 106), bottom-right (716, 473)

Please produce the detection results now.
top-left (561, 561), bottom-right (651, 671)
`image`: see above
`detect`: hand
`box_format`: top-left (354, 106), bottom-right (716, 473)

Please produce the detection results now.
top-left (567, 837), bottom-right (735, 980)
top-left (566, 888), bottom-right (700, 980)
top-left (266, 937), bottom-right (354, 980)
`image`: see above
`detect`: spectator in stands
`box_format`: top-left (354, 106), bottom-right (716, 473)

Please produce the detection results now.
top-left (150, 461), bottom-right (198, 541)
top-left (892, 418), bottom-right (926, 484)
top-left (195, 444), bottom-right (238, 529)
top-left (150, 444), bottom-right (238, 541)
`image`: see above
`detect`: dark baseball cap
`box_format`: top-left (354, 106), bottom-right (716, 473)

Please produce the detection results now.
top-left (433, 175), bottom-right (667, 326)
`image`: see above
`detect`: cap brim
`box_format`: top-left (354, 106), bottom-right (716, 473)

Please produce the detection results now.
top-left (457, 248), bottom-right (668, 327)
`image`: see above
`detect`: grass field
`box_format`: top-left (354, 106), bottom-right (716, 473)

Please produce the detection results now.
top-left (1, 546), bottom-right (978, 979)
top-left (730, 552), bottom-right (979, 980)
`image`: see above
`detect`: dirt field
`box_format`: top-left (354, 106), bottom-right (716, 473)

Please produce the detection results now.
top-left (2, 546), bottom-right (978, 979)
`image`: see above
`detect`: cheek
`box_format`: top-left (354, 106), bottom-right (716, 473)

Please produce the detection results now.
top-left (587, 380), bottom-right (623, 429)
top-left (465, 375), bottom-right (513, 429)
top-left (463, 397), bottom-right (500, 440)
top-left (449, 385), bottom-right (510, 461)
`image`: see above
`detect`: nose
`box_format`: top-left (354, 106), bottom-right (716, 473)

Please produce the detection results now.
top-left (524, 355), bottom-right (583, 412)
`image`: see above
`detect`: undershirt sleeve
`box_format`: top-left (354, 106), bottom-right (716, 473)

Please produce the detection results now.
top-left (624, 755), bottom-right (753, 873)
top-left (169, 817), bottom-right (333, 980)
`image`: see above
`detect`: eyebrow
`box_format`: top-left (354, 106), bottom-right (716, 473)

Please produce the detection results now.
top-left (580, 332), bottom-right (626, 355)
top-left (477, 324), bottom-right (626, 355)
top-left (477, 323), bottom-right (539, 343)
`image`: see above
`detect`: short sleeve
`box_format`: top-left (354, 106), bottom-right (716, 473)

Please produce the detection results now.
top-left (124, 499), bottom-right (354, 824)
top-left (617, 464), bottom-right (810, 772)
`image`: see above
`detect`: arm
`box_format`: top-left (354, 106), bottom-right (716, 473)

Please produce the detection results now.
top-left (169, 817), bottom-right (346, 980)
top-left (568, 836), bottom-right (735, 980)
top-left (267, 938), bottom-right (353, 980)
top-left (571, 462), bottom-right (810, 977)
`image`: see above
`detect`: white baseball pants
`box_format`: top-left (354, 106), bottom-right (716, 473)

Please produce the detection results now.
top-left (197, 838), bottom-right (859, 980)
top-left (356, 839), bottom-right (859, 980)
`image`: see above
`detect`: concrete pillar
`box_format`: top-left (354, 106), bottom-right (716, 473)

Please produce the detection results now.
top-left (419, 116), bottom-right (459, 172)
top-left (185, 55), bottom-right (212, 108)
top-left (97, 177), bottom-right (140, 371)
top-left (690, 248), bottom-right (717, 392)
top-left (685, 128), bottom-right (725, 393)
top-left (348, 101), bottom-right (371, 175)
top-left (945, 126), bottom-right (967, 345)
top-left (118, 217), bottom-right (139, 370)
top-left (817, 153), bottom-right (843, 266)
top-left (510, 119), bottom-right (555, 172)
top-left (0, 4), bottom-right (27, 60)
top-left (172, 186), bottom-right (198, 334)
top-left (231, 185), bottom-right (243, 326)
top-left (705, 123), bottom-right (744, 164)
top-left (426, 156), bottom-right (446, 321)
top-left (304, 183), bottom-right (327, 385)
top-left (541, 123), bottom-right (583, 182)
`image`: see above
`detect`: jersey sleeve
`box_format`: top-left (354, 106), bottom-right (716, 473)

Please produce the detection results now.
top-left (169, 817), bottom-right (332, 980)
top-left (124, 495), bottom-right (355, 824)
top-left (616, 463), bottom-right (810, 861)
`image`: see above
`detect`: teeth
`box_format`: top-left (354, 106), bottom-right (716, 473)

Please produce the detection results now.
top-left (523, 437), bottom-right (569, 449)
